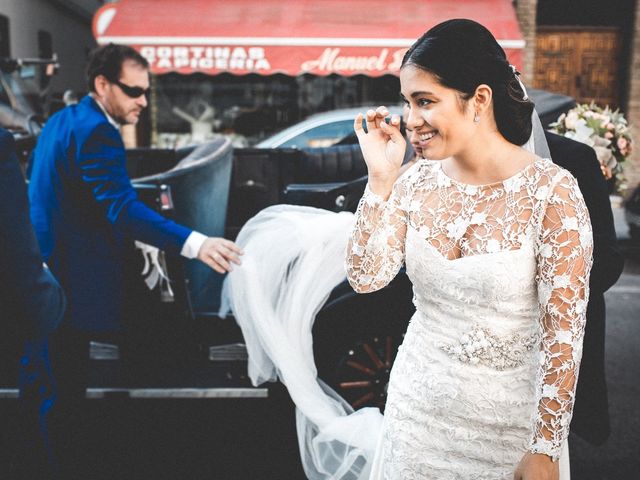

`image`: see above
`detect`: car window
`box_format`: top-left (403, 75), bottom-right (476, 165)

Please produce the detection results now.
top-left (280, 119), bottom-right (355, 148)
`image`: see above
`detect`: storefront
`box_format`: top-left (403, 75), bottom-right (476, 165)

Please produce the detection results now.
top-left (93, 0), bottom-right (525, 147)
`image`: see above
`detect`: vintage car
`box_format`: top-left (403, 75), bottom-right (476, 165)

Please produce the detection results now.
top-left (120, 88), bottom-right (576, 410)
top-left (0, 55), bottom-right (61, 167)
top-left (0, 89), bottom-right (577, 413)
top-left (122, 137), bottom-right (410, 411)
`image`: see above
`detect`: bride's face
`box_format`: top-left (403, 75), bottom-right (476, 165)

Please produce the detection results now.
top-left (400, 65), bottom-right (477, 161)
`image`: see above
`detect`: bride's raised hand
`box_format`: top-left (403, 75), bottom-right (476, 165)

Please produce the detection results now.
top-left (354, 106), bottom-right (406, 190)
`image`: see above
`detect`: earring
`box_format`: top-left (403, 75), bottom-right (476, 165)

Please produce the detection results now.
top-left (473, 112), bottom-right (480, 123)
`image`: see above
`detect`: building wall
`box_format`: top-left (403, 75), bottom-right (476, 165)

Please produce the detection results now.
top-left (515, 0), bottom-right (538, 86)
top-left (625, 0), bottom-right (640, 191)
top-left (0, 0), bottom-right (100, 95)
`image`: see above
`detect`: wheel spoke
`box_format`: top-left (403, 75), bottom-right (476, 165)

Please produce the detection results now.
top-left (346, 360), bottom-right (376, 377)
top-left (352, 392), bottom-right (375, 409)
top-left (363, 342), bottom-right (384, 369)
top-left (339, 380), bottom-right (373, 389)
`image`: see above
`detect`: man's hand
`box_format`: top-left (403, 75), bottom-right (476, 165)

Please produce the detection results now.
top-left (513, 453), bottom-right (559, 480)
top-left (197, 237), bottom-right (243, 274)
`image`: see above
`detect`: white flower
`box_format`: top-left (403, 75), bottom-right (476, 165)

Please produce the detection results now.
top-left (554, 330), bottom-right (573, 344)
top-left (561, 217), bottom-right (579, 231)
top-left (579, 224), bottom-right (593, 248)
top-left (538, 351), bottom-right (547, 365)
top-left (542, 384), bottom-right (560, 400)
top-left (437, 170), bottom-right (452, 187)
top-left (409, 198), bottom-right (422, 212)
top-left (538, 281), bottom-right (553, 306)
top-left (553, 274), bottom-right (571, 289)
top-left (538, 243), bottom-right (553, 258)
top-left (398, 196), bottom-right (411, 212)
top-left (486, 239), bottom-right (501, 253)
top-left (446, 217), bottom-right (469, 240)
top-left (534, 185), bottom-right (549, 201)
top-left (575, 298), bottom-right (587, 315)
top-left (565, 111), bottom-right (580, 130)
top-left (573, 342), bottom-right (583, 362)
top-left (470, 212), bottom-right (487, 225)
top-left (503, 175), bottom-right (523, 193)
top-left (565, 119), bottom-right (595, 147)
top-left (465, 185), bottom-right (478, 195)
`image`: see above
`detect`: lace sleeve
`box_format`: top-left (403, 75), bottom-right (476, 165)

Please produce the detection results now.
top-left (345, 171), bottom-right (414, 293)
top-left (529, 171), bottom-right (594, 460)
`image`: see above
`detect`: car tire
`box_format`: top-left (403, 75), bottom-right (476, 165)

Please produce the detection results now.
top-left (312, 274), bottom-right (414, 412)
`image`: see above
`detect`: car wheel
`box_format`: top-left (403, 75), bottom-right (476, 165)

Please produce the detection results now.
top-left (312, 275), bottom-right (414, 412)
top-left (323, 332), bottom-right (404, 411)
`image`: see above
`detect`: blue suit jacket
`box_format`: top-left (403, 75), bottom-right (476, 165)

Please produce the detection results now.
top-left (29, 95), bottom-right (191, 331)
top-left (0, 128), bottom-right (65, 340)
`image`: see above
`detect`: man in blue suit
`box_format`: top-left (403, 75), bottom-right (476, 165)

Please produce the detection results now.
top-left (28, 44), bottom-right (242, 474)
top-left (0, 127), bottom-right (66, 478)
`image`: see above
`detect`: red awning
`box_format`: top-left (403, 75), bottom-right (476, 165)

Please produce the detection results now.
top-left (93, 0), bottom-right (525, 77)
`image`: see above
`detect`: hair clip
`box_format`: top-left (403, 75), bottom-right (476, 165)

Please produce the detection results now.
top-left (509, 64), bottom-right (529, 101)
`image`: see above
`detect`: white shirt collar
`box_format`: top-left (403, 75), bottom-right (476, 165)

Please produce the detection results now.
top-left (90, 93), bottom-right (120, 130)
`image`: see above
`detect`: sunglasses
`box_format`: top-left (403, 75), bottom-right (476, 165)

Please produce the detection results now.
top-left (113, 79), bottom-right (150, 98)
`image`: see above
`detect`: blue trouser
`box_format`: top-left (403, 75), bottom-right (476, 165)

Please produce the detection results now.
top-left (16, 338), bottom-right (58, 479)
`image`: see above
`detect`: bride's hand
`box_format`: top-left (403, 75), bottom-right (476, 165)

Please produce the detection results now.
top-left (354, 106), bottom-right (406, 190)
top-left (513, 453), bottom-right (559, 480)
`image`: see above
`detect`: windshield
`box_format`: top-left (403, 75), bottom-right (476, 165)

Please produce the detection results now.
top-left (0, 66), bottom-right (44, 115)
top-left (279, 119), bottom-right (355, 148)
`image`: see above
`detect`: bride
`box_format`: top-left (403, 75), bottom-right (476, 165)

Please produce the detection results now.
top-left (222, 19), bottom-right (592, 480)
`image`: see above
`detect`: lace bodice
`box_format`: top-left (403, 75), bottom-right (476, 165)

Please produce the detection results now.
top-left (346, 158), bottom-right (593, 462)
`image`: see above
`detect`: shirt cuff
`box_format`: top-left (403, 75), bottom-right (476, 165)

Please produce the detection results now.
top-left (180, 231), bottom-right (207, 259)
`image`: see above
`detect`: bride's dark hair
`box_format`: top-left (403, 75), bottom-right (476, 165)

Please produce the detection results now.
top-left (402, 19), bottom-right (534, 146)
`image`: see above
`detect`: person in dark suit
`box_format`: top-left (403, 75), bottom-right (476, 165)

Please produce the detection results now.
top-left (545, 130), bottom-right (624, 446)
top-left (27, 44), bottom-right (243, 473)
top-left (0, 127), bottom-right (66, 478)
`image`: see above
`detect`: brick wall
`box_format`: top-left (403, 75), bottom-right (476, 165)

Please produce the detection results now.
top-left (624, 0), bottom-right (640, 193)
top-left (514, 0), bottom-right (538, 86)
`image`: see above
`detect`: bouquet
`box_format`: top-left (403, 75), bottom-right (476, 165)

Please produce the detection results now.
top-left (549, 102), bottom-right (633, 191)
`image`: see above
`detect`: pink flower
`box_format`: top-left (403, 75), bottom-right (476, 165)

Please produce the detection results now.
top-left (617, 137), bottom-right (629, 150)
top-left (607, 123), bottom-right (615, 130)
top-left (605, 131), bottom-right (614, 139)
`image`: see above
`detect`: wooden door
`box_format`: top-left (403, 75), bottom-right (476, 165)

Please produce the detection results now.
top-left (534, 27), bottom-right (622, 107)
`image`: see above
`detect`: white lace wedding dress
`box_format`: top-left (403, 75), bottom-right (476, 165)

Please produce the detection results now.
top-left (221, 155), bottom-right (592, 479)
top-left (347, 157), bottom-right (593, 479)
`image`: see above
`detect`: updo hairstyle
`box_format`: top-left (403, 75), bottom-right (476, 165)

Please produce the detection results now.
top-left (401, 19), bottom-right (534, 146)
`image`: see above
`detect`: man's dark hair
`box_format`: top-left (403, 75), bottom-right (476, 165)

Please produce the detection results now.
top-left (86, 43), bottom-right (149, 93)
